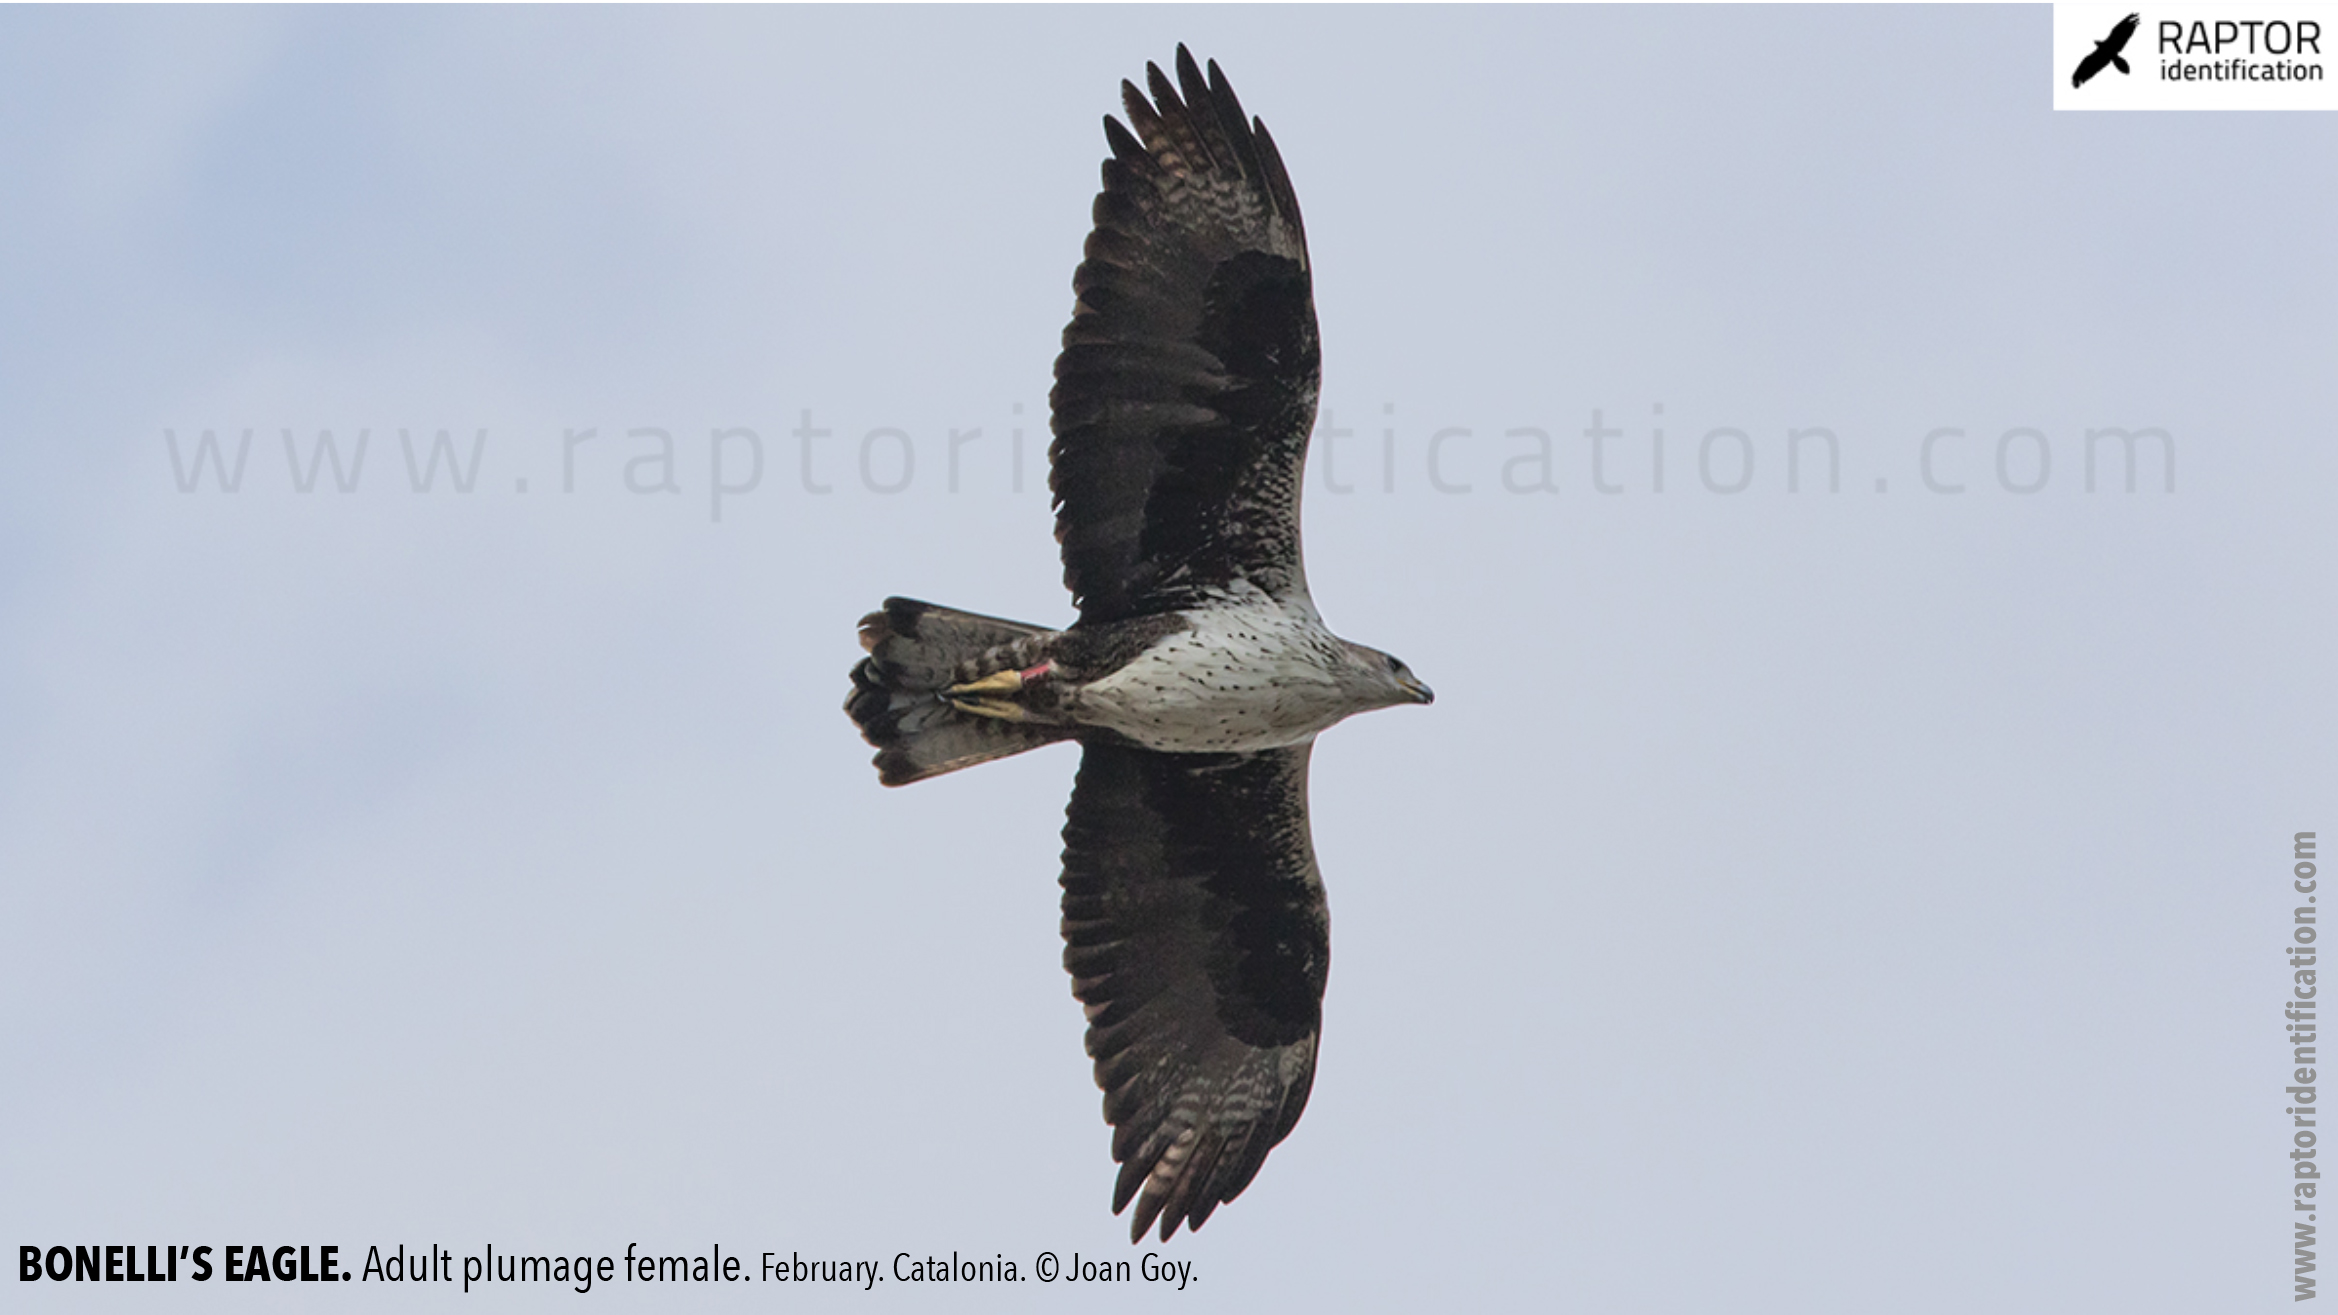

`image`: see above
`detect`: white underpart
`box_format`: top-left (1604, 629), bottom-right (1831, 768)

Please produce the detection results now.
top-left (1073, 585), bottom-right (1370, 753)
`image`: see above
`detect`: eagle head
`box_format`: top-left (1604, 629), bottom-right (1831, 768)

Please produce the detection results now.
top-left (1341, 641), bottom-right (1435, 709)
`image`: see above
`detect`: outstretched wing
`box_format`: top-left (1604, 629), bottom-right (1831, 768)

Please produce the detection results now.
top-left (1059, 741), bottom-right (1328, 1241)
top-left (1050, 46), bottom-right (1320, 625)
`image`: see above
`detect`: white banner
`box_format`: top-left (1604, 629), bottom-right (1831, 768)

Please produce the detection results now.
top-left (2054, 3), bottom-right (2338, 109)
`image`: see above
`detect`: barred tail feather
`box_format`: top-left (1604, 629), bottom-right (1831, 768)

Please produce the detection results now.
top-left (846, 597), bottom-right (1071, 786)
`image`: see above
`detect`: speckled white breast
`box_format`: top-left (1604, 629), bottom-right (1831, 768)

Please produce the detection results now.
top-left (1071, 588), bottom-right (1360, 753)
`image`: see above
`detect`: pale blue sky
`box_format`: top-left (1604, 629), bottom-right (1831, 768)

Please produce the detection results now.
top-left (3, 7), bottom-right (2333, 1312)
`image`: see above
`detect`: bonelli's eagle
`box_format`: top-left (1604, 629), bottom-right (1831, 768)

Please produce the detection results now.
top-left (847, 47), bottom-right (1432, 1242)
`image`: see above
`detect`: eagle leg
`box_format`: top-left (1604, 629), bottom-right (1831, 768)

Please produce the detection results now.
top-left (944, 694), bottom-right (1029, 722)
top-left (946, 668), bottom-right (1025, 697)
top-left (944, 661), bottom-right (1054, 699)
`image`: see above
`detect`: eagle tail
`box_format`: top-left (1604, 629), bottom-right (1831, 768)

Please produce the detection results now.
top-left (2112, 53), bottom-right (2130, 74)
top-left (846, 597), bottom-right (1072, 786)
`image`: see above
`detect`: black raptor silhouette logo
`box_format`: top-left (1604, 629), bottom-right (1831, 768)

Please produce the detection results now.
top-left (2073, 13), bottom-right (2142, 88)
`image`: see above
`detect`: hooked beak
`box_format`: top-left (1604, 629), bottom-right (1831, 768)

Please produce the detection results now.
top-left (1399, 674), bottom-right (1435, 706)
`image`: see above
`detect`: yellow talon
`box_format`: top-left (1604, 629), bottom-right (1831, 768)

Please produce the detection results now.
top-left (945, 669), bottom-right (1025, 697)
top-left (946, 696), bottom-right (1027, 722)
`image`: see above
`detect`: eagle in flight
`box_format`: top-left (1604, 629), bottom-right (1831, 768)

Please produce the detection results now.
top-left (847, 47), bottom-right (1432, 1241)
top-left (2072, 13), bottom-right (2140, 88)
